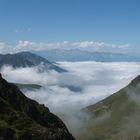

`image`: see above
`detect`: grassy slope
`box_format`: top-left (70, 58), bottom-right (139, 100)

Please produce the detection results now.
top-left (77, 75), bottom-right (140, 140)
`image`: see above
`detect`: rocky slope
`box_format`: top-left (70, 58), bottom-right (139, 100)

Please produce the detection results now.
top-left (77, 75), bottom-right (140, 140)
top-left (0, 73), bottom-right (75, 140)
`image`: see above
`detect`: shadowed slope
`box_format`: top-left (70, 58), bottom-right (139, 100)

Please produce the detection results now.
top-left (0, 74), bottom-right (75, 140)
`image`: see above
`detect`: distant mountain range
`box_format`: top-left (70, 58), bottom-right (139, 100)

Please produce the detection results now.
top-left (34, 49), bottom-right (140, 62)
top-left (0, 52), bottom-right (66, 72)
top-left (76, 75), bottom-right (140, 140)
top-left (0, 74), bottom-right (75, 140)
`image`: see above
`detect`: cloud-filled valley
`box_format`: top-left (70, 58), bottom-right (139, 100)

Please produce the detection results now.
top-left (1, 61), bottom-right (140, 136)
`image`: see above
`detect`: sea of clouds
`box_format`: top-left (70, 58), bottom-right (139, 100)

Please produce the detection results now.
top-left (1, 61), bottom-right (140, 135)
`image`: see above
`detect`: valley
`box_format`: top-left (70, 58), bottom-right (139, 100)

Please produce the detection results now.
top-left (1, 1), bottom-right (140, 139)
top-left (1, 52), bottom-right (140, 139)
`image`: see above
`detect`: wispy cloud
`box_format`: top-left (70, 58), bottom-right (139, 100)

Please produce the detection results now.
top-left (14, 28), bottom-right (31, 34)
top-left (0, 42), bottom-right (12, 54)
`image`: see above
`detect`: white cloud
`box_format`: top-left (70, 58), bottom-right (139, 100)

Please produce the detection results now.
top-left (1, 61), bottom-right (140, 136)
top-left (72, 41), bottom-right (130, 49)
top-left (14, 40), bottom-right (130, 51)
top-left (16, 40), bottom-right (34, 49)
top-left (0, 40), bottom-right (130, 54)
top-left (0, 42), bottom-right (13, 53)
top-left (1, 61), bottom-right (140, 111)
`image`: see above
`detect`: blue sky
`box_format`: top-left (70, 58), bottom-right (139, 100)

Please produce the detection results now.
top-left (0, 0), bottom-right (140, 54)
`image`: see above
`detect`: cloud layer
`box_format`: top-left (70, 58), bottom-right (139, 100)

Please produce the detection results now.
top-left (1, 61), bottom-right (140, 111)
top-left (1, 61), bottom-right (140, 136)
top-left (0, 40), bottom-right (130, 54)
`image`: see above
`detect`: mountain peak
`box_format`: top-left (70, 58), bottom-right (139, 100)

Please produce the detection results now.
top-left (0, 51), bottom-right (66, 72)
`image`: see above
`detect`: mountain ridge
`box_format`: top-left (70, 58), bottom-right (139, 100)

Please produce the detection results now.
top-left (34, 49), bottom-right (140, 62)
top-left (0, 73), bottom-right (75, 140)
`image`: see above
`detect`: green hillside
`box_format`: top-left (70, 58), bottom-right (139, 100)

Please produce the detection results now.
top-left (77, 75), bottom-right (140, 140)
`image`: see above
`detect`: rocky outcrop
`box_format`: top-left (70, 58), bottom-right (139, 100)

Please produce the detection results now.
top-left (0, 73), bottom-right (75, 140)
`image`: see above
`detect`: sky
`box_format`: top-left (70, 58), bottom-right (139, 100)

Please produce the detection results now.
top-left (0, 0), bottom-right (140, 54)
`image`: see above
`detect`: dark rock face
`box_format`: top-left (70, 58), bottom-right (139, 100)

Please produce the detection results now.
top-left (0, 74), bottom-right (75, 140)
